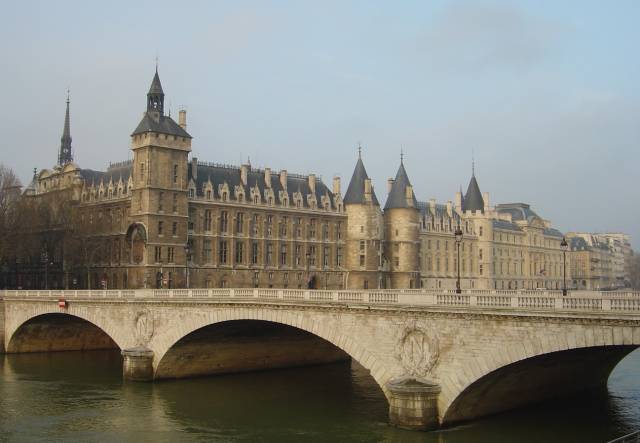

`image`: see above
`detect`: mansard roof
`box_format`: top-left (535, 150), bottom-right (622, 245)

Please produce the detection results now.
top-left (496, 203), bottom-right (540, 223)
top-left (343, 156), bottom-right (379, 206)
top-left (417, 201), bottom-right (462, 222)
top-left (132, 113), bottom-right (191, 138)
top-left (492, 219), bottom-right (523, 232)
top-left (80, 161), bottom-right (133, 186)
top-left (462, 174), bottom-right (484, 213)
top-left (384, 161), bottom-right (418, 210)
top-left (188, 162), bottom-right (340, 210)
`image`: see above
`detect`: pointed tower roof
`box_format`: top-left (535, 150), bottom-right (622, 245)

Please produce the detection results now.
top-left (462, 169), bottom-right (484, 213)
top-left (343, 150), bottom-right (379, 205)
top-left (148, 68), bottom-right (164, 95)
top-left (58, 92), bottom-right (73, 165)
top-left (384, 159), bottom-right (418, 210)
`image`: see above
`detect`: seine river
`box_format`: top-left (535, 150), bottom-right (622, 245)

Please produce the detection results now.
top-left (0, 349), bottom-right (638, 442)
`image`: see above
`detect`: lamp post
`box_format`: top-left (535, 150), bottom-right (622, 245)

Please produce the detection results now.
top-left (40, 249), bottom-right (50, 290)
top-left (184, 243), bottom-right (191, 289)
top-left (561, 237), bottom-right (568, 296)
top-left (454, 227), bottom-right (463, 294)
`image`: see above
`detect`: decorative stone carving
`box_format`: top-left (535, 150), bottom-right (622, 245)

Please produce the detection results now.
top-left (134, 310), bottom-right (154, 346)
top-left (396, 326), bottom-right (439, 377)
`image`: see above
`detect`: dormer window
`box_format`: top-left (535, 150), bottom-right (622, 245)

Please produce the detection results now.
top-left (206, 190), bottom-right (211, 200)
top-left (254, 195), bottom-right (259, 204)
top-left (188, 188), bottom-right (195, 198)
top-left (222, 192), bottom-right (228, 202)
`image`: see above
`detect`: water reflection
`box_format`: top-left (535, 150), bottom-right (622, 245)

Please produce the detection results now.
top-left (0, 349), bottom-right (638, 442)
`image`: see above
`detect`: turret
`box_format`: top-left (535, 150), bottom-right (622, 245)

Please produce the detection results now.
top-left (383, 155), bottom-right (420, 289)
top-left (343, 148), bottom-right (385, 289)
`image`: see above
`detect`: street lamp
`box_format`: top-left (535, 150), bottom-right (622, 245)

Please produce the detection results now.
top-left (561, 237), bottom-right (568, 296)
top-left (454, 227), bottom-right (463, 294)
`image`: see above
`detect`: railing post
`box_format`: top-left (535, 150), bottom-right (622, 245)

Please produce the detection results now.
top-left (469, 295), bottom-right (477, 306)
top-left (510, 296), bottom-right (518, 308)
top-left (554, 297), bottom-right (563, 310)
top-left (602, 298), bottom-right (611, 311)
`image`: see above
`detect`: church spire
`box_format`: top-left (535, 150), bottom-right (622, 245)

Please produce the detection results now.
top-left (58, 90), bottom-right (73, 165)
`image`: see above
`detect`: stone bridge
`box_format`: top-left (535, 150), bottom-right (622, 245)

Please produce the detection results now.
top-left (1, 288), bottom-right (639, 431)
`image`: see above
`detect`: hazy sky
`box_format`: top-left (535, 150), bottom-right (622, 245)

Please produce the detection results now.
top-left (1, 1), bottom-right (639, 246)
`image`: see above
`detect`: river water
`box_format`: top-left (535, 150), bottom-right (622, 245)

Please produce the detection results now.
top-left (0, 349), bottom-right (638, 442)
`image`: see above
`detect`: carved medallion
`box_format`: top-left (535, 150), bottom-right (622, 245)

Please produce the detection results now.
top-left (134, 310), bottom-right (154, 346)
top-left (396, 327), bottom-right (439, 377)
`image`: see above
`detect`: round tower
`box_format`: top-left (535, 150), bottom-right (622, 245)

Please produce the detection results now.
top-left (383, 159), bottom-right (420, 289)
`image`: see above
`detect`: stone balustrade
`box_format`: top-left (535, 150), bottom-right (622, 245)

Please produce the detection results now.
top-left (2, 288), bottom-right (640, 313)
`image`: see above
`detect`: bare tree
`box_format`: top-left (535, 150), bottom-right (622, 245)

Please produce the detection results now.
top-left (0, 164), bottom-right (22, 287)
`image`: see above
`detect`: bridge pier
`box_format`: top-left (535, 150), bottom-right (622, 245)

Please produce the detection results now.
top-left (0, 299), bottom-right (4, 354)
top-left (122, 347), bottom-right (154, 381)
top-left (387, 377), bottom-right (441, 431)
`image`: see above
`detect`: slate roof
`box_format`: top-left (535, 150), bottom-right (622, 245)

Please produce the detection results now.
top-left (80, 162), bottom-right (132, 186)
top-left (384, 162), bottom-right (418, 210)
top-left (462, 174), bottom-right (484, 213)
top-left (570, 236), bottom-right (589, 251)
top-left (343, 156), bottom-right (379, 206)
top-left (543, 227), bottom-right (564, 238)
top-left (417, 201), bottom-right (462, 223)
top-left (492, 219), bottom-right (523, 232)
top-left (189, 163), bottom-right (339, 210)
top-left (132, 113), bottom-right (191, 138)
top-left (148, 70), bottom-right (164, 95)
top-left (496, 203), bottom-right (540, 223)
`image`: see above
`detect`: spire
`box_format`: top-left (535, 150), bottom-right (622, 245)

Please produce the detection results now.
top-left (58, 90), bottom-right (73, 165)
top-left (147, 68), bottom-right (165, 114)
top-left (343, 148), bottom-right (379, 206)
top-left (384, 161), bottom-right (417, 210)
top-left (462, 169), bottom-right (484, 213)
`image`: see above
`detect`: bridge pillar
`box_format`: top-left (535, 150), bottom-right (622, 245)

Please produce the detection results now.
top-left (387, 377), bottom-right (441, 431)
top-left (121, 347), bottom-right (154, 381)
top-left (0, 298), bottom-right (4, 354)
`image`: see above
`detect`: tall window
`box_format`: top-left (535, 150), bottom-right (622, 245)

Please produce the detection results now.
top-left (295, 244), bottom-right (302, 266)
top-left (235, 242), bottom-right (244, 264)
top-left (337, 247), bottom-right (343, 267)
top-left (220, 211), bottom-right (228, 233)
top-left (219, 240), bottom-right (228, 264)
top-left (252, 242), bottom-right (259, 264)
top-left (172, 193), bottom-right (178, 212)
top-left (173, 164), bottom-right (178, 184)
top-left (323, 223), bottom-right (329, 240)
top-left (158, 192), bottom-right (164, 211)
top-left (295, 217), bottom-right (302, 238)
top-left (140, 163), bottom-right (145, 183)
top-left (337, 222), bottom-right (342, 239)
top-left (280, 244), bottom-right (287, 266)
top-left (203, 240), bottom-right (212, 263)
top-left (309, 219), bottom-right (316, 239)
top-left (155, 246), bottom-right (162, 263)
top-left (309, 246), bottom-right (316, 266)
top-left (158, 221), bottom-right (163, 235)
top-left (172, 222), bottom-right (177, 236)
top-left (167, 247), bottom-right (175, 263)
top-left (323, 246), bottom-right (329, 267)
top-left (280, 216), bottom-right (288, 237)
top-left (204, 210), bottom-right (212, 232)
top-left (266, 243), bottom-right (273, 265)
top-left (266, 215), bottom-right (273, 237)
top-left (236, 213), bottom-right (244, 234)
top-left (252, 214), bottom-right (259, 236)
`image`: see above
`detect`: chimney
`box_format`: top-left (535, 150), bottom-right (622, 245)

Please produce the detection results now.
top-left (191, 157), bottom-right (198, 180)
top-left (178, 109), bottom-right (187, 130)
top-left (308, 174), bottom-right (316, 194)
top-left (264, 168), bottom-right (271, 187)
top-left (446, 201), bottom-right (452, 216)
top-left (455, 191), bottom-right (462, 211)
top-left (240, 163), bottom-right (249, 185)
top-left (387, 178), bottom-right (394, 194)
top-left (405, 185), bottom-right (414, 205)
top-left (483, 192), bottom-right (490, 212)
top-left (332, 176), bottom-right (341, 195)
top-left (280, 170), bottom-right (288, 189)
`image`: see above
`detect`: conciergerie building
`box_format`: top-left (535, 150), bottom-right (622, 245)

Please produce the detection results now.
top-left (22, 69), bottom-right (597, 291)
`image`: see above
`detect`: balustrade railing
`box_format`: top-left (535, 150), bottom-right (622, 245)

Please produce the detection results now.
top-left (2, 288), bottom-right (640, 314)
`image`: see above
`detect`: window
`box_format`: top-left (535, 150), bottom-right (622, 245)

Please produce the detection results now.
top-left (480, 227), bottom-right (483, 236)
top-left (252, 242), bottom-right (259, 264)
top-left (172, 193), bottom-right (178, 212)
top-left (360, 255), bottom-right (365, 267)
top-left (323, 246), bottom-right (329, 267)
top-left (222, 192), bottom-right (228, 202)
top-left (252, 214), bottom-right (259, 236)
top-left (220, 211), bottom-right (228, 233)
top-left (158, 192), bottom-right (164, 211)
top-left (188, 188), bottom-right (194, 198)
top-left (158, 221), bottom-right (163, 235)
top-left (280, 217), bottom-right (288, 237)
top-left (295, 218), bottom-right (302, 238)
top-left (266, 243), bottom-right (273, 265)
top-left (236, 213), bottom-right (244, 234)
top-left (309, 219), bottom-right (316, 238)
top-left (235, 242), bottom-right (244, 264)
top-left (173, 164), bottom-right (178, 184)
top-left (140, 163), bottom-right (145, 183)
top-left (155, 246), bottom-right (162, 263)
top-left (204, 210), bottom-right (212, 231)
top-left (479, 249), bottom-right (483, 260)
top-left (337, 247), bottom-right (343, 267)
top-left (219, 240), bottom-right (228, 264)
top-left (168, 247), bottom-right (175, 263)
top-left (394, 257), bottom-right (400, 267)
top-left (323, 224), bottom-right (329, 240)
top-left (172, 222), bottom-right (177, 236)
top-left (337, 222), bottom-right (342, 239)
top-left (203, 240), bottom-right (212, 263)
top-left (280, 245), bottom-right (287, 265)
top-left (266, 215), bottom-right (273, 237)
top-left (309, 246), bottom-right (316, 266)
top-left (295, 244), bottom-right (302, 266)
top-left (206, 190), bottom-right (212, 200)
top-left (360, 240), bottom-right (365, 252)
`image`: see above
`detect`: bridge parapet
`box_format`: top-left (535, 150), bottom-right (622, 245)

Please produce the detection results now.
top-left (3, 288), bottom-right (640, 314)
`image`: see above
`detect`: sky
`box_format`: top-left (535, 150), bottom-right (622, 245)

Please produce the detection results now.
top-left (1, 0), bottom-right (639, 246)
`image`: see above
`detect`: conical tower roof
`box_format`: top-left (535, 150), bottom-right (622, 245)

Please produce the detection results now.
top-left (148, 69), bottom-right (164, 95)
top-left (344, 152), bottom-right (379, 206)
top-left (58, 93), bottom-right (73, 165)
top-left (384, 160), bottom-right (417, 210)
top-left (463, 173), bottom-right (484, 213)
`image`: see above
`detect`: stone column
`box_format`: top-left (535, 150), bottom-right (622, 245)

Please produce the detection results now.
top-left (121, 347), bottom-right (154, 381)
top-left (387, 377), bottom-right (441, 431)
top-left (0, 299), bottom-right (5, 354)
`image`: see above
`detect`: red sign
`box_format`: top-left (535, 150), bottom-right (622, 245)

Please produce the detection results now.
top-left (58, 298), bottom-right (67, 309)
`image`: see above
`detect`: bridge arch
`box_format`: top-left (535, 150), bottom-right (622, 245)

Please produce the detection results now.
top-left (150, 306), bottom-right (393, 398)
top-left (440, 325), bottom-right (640, 425)
top-left (5, 305), bottom-right (129, 353)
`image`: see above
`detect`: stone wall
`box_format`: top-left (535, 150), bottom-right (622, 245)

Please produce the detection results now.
top-left (0, 299), bottom-right (4, 353)
top-left (155, 320), bottom-right (350, 379)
